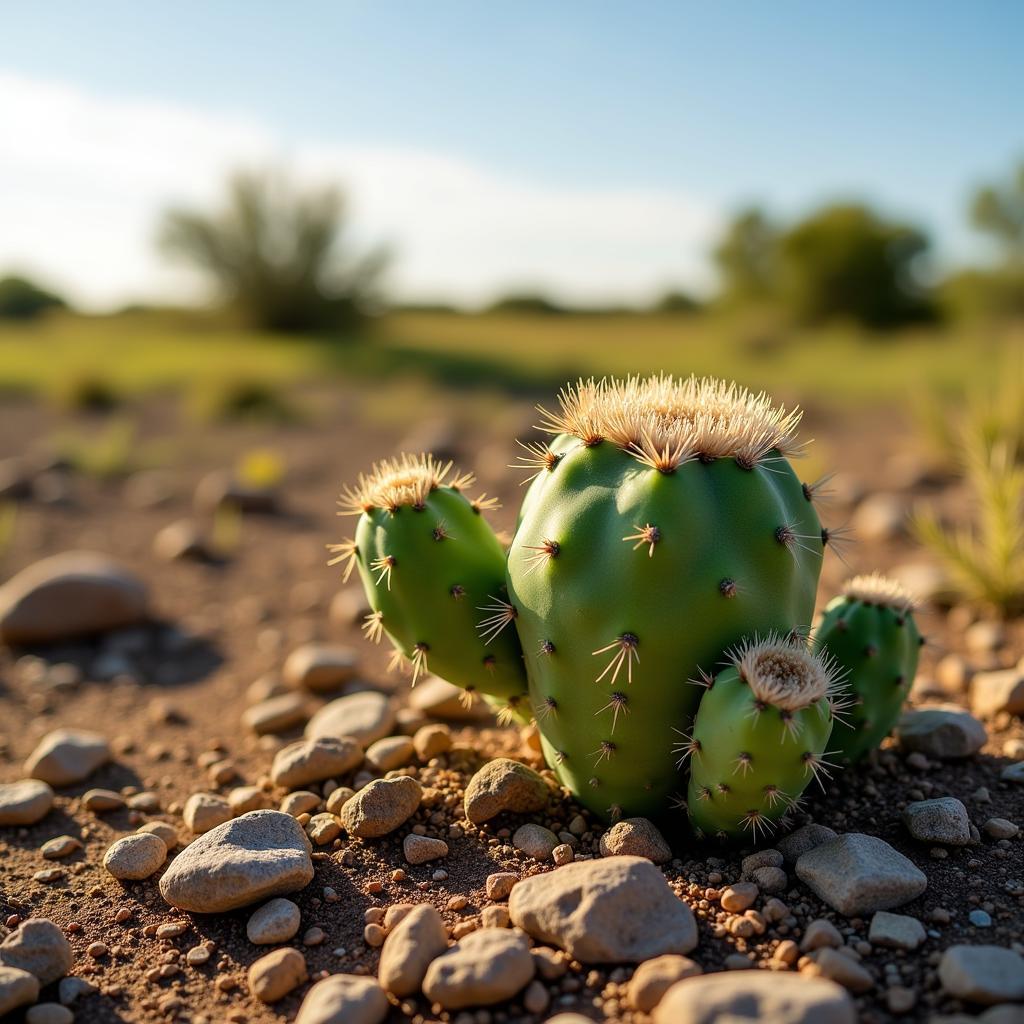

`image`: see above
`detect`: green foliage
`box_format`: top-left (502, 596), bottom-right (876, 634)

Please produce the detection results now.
top-left (485, 292), bottom-right (568, 316)
top-left (48, 372), bottom-right (120, 413)
top-left (52, 416), bottom-right (138, 479)
top-left (651, 289), bottom-right (702, 314)
top-left (158, 169), bottom-right (389, 333)
top-left (970, 159), bottom-right (1024, 266)
top-left (187, 376), bottom-right (297, 424)
top-left (713, 207), bottom-right (779, 306)
top-left (0, 275), bottom-right (66, 320)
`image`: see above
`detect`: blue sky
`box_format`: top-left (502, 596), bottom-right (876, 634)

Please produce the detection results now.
top-left (0, 2), bottom-right (1021, 306)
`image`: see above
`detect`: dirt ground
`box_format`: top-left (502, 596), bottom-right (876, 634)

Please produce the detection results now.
top-left (0, 385), bottom-right (1021, 1023)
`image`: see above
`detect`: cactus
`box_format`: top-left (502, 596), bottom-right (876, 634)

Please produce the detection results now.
top-left (813, 573), bottom-right (921, 764)
top-left (684, 635), bottom-right (844, 841)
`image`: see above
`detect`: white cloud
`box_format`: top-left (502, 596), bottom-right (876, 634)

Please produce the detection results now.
top-left (0, 72), bottom-right (720, 310)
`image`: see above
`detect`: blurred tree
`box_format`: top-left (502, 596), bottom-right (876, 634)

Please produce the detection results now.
top-left (778, 204), bottom-right (933, 327)
top-left (158, 170), bottom-right (389, 333)
top-left (651, 289), bottom-right (702, 314)
top-left (486, 292), bottom-right (568, 316)
top-left (713, 208), bottom-right (779, 305)
top-left (0, 274), bottom-right (67, 320)
top-left (971, 160), bottom-right (1024, 266)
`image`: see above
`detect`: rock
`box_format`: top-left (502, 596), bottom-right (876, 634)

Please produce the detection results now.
top-left (281, 791), bottom-right (322, 817)
top-left (378, 903), bottom-right (448, 997)
top-left (41, 835), bottom-right (81, 860)
top-left (982, 817), bottom-right (1019, 839)
top-left (243, 693), bottom-right (309, 736)
top-left (26, 1002), bottom-right (73, 1024)
top-left (509, 856), bottom-right (698, 962)
top-left (0, 918), bottom-right (73, 985)
top-left (851, 493), bottom-right (906, 542)
top-left (82, 788), bottom-right (125, 813)
top-left (248, 947), bottom-right (307, 1003)
top-left (305, 691), bottom-right (395, 747)
top-left (0, 965), bottom-right (39, 1016)
top-left (413, 723), bottom-right (452, 760)
top-left (422, 928), bottom-right (534, 1009)
top-left (486, 872), bottom-right (518, 901)
top-left (408, 675), bottom-right (494, 721)
top-left (869, 911), bottom-right (926, 951)
top-left (324, 787), bottom-right (355, 815)
top-left (295, 974), bottom-right (388, 1024)
top-left (599, 817), bottom-right (672, 864)
top-left (721, 882), bottom-right (759, 912)
top-left (652, 971), bottom-right (855, 1024)
top-left (339, 777), bottom-right (422, 838)
top-left (159, 810), bottom-right (314, 912)
top-left (284, 644), bottom-right (359, 693)
top-left (938, 945), bottom-right (1024, 1005)
top-left (751, 865), bottom-right (788, 892)
top-left (329, 587), bottom-right (372, 628)
top-left (57, 976), bottom-right (96, 1005)
top-left (965, 620), bottom-right (1005, 655)
top-left (514, 823), bottom-right (559, 861)
top-left (971, 669), bottom-right (1024, 718)
top-left (183, 792), bottom-right (233, 834)
top-left (307, 813), bottom-right (341, 845)
top-left (896, 707), bottom-right (987, 759)
top-left (777, 823), bottom-right (838, 864)
top-left (1002, 762), bottom-right (1024, 784)
top-left (903, 797), bottom-right (972, 845)
top-left (800, 919), bottom-right (843, 952)
top-left (246, 898), bottom-right (301, 945)
top-left (229, 786), bottom-right (275, 815)
top-left (24, 729), bottom-right (110, 786)
top-left (810, 948), bottom-right (875, 993)
top-left (0, 779), bottom-right (54, 825)
top-left (365, 735), bottom-right (415, 771)
top-left (136, 820), bottom-right (179, 851)
top-left (194, 470), bottom-right (277, 515)
top-left (464, 758), bottom-right (549, 824)
top-left (271, 736), bottom-right (362, 789)
top-left (795, 834), bottom-right (927, 916)
top-left (627, 954), bottom-right (703, 1012)
top-left (153, 519), bottom-right (209, 562)
top-left (403, 834), bottom-right (448, 865)
top-left (0, 552), bottom-right (148, 644)
top-left (969, 909), bottom-right (993, 928)
top-left (102, 833), bottom-right (167, 880)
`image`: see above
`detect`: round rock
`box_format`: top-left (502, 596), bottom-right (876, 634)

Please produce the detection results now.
top-left (0, 918), bottom-right (73, 985)
top-left (283, 644), bottom-right (359, 693)
top-left (305, 691), bottom-right (395, 747)
top-left (242, 693), bottom-right (309, 736)
top-left (248, 947), bottom-right (307, 1003)
top-left (422, 928), bottom-right (534, 1010)
top-left (902, 797), bottom-right (972, 846)
top-left (464, 758), bottom-right (549, 824)
top-left (0, 965), bottom-right (39, 1016)
top-left (26, 1001), bottom-right (74, 1024)
top-left (403, 833), bottom-right (448, 865)
top-left (378, 903), bottom-right (448, 997)
top-left (271, 736), bottom-right (362, 789)
top-left (896, 706), bottom-right (987, 759)
top-left (0, 779), bottom-right (54, 826)
top-left (247, 898), bottom-right (302, 945)
top-left (513, 823), bottom-right (559, 861)
top-left (340, 777), bottom-right (422, 838)
top-left (136, 820), bottom-right (179, 851)
top-left (295, 974), bottom-right (389, 1024)
top-left (183, 792), bottom-right (233, 834)
top-left (103, 833), bottom-right (167, 880)
top-left (627, 954), bottom-right (703, 1012)
top-left (599, 817), bottom-right (672, 864)
top-left (938, 945), bottom-right (1024, 1005)
top-left (24, 729), bottom-right (110, 787)
top-left (365, 735), bottom-right (415, 772)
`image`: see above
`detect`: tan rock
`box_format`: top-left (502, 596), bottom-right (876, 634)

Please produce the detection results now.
top-left (183, 792), bottom-right (233, 834)
top-left (464, 758), bottom-right (548, 824)
top-left (340, 777), bottom-right (422, 838)
top-left (248, 947), bottom-right (307, 1003)
top-left (284, 644), bottom-right (359, 693)
top-left (102, 833), bottom-right (167, 880)
top-left (294, 974), bottom-right (388, 1024)
top-left (422, 928), bottom-right (534, 1009)
top-left (627, 954), bottom-right (703, 1012)
top-left (271, 736), bottom-right (362, 789)
top-left (378, 904), bottom-right (448, 997)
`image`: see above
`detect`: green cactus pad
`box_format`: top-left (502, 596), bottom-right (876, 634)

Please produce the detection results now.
top-left (686, 636), bottom-right (841, 842)
top-left (813, 573), bottom-right (921, 763)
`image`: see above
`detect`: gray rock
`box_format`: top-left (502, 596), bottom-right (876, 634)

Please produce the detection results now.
top-left (422, 928), bottom-right (534, 1009)
top-left (339, 777), bottom-right (422, 838)
top-left (513, 823), bottom-right (560, 861)
top-left (247, 898), bottom-right (301, 945)
top-left (0, 779), bottom-right (54, 825)
top-left (0, 965), bottom-right (39, 1016)
top-left (903, 797), bottom-right (972, 846)
top-left (938, 945), bottom-right (1024, 1005)
top-left (1002, 762), bottom-right (1024, 784)
top-left (982, 817), bottom-right (1019, 839)
top-left (24, 729), bottom-right (110, 787)
top-left (283, 644), bottom-right (359, 693)
top-left (403, 834), bottom-right (448, 865)
top-left (295, 974), bottom-right (389, 1024)
top-left (795, 833), bottom-right (927, 916)
top-left (777, 823), bottom-right (838, 864)
top-left (305, 691), bottom-right (395, 747)
top-left (159, 810), bottom-right (314, 912)
top-left (896, 707), bottom-right (987, 759)
top-left (57, 977), bottom-right (96, 1005)
top-left (509, 855), bottom-right (698, 963)
top-left (378, 904), bottom-right (448, 997)
top-left (868, 911), bottom-right (926, 950)
top-left (102, 833), bottom-right (167, 880)
top-left (271, 736), bottom-right (362, 789)
top-left (971, 669), bottom-right (1024, 718)
top-left (464, 758), bottom-right (549, 824)
top-left (599, 817), bottom-right (672, 864)
top-left (0, 918), bottom-right (73, 985)
top-left (26, 1003), bottom-right (74, 1024)
top-left (242, 693), bottom-right (309, 736)
top-left (0, 551), bottom-right (148, 644)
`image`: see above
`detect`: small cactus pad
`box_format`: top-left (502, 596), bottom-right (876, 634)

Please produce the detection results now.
top-left (335, 454), bottom-right (530, 720)
top-left (813, 573), bottom-right (920, 763)
top-left (685, 636), bottom-right (843, 842)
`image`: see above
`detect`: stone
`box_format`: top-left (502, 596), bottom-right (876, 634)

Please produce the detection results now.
top-left (305, 691), bottom-right (395, 747)
top-left (982, 817), bottom-right (1019, 839)
top-left (295, 974), bottom-right (389, 1024)
top-left (365, 735), bottom-right (415, 771)
top-left (811, 948), bottom-right (874, 993)
top-left (422, 928), bottom-right (534, 1009)
top-left (159, 810), bottom-right (314, 912)
top-left (0, 965), bottom-right (39, 1016)
top-left (486, 872), bottom-right (518, 900)
top-left (403, 834), bottom-right (448, 865)
top-left (26, 1003), bottom-right (74, 1024)
top-left (136, 820), bottom-right (179, 850)
top-left (271, 736), bottom-right (362, 789)
top-left (102, 833), bottom-right (167, 880)
top-left (513, 822), bottom-right (559, 861)
top-left (407, 675), bottom-right (493, 721)
top-left (751, 865), bottom-right (788, 892)
top-left (307, 813), bottom-right (341, 845)
top-left (627, 954), bottom-right (702, 1012)
top-left (24, 729), bottom-right (110, 786)
top-left (938, 945), bottom-right (1024, 1005)
top-left (965, 620), bottom-right (1005, 655)
top-left (777, 823), bottom-right (838, 863)
top-left (246, 898), bottom-right (301, 945)
top-left (464, 758), bottom-right (549, 824)
top-left (971, 669), bottom-right (1024, 718)
top-left (969, 909), bottom-right (993, 928)
top-left (851, 493), bottom-right (905, 541)
top-left (0, 919), bottom-right (73, 985)
top-left (194, 470), bottom-right (277, 515)
top-left (248, 947), bottom-right (307, 1003)
top-left (869, 911), bottom-right (925, 950)
top-left (378, 903), bottom-right (448, 997)
top-left (281, 791), bottom-right (322, 817)
top-left (0, 779), bottom-right (54, 825)
top-left (183, 792), bottom-right (233, 834)
top-left (57, 976), bottom-right (96, 1005)
top-left (509, 856), bottom-right (698, 962)
top-left (795, 834), bottom-right (927, 916)
top-left (229, 786), bottom-right (275, 815)
top-left (82, 788), bottom-right (124, 813)
top-left (243, 693), bottom-right (309, 736)
top-left (413, 723), bottom-right (452, 760)
top-left (41, 835), bottom-right (81, 859)
top-left (153, 519), bottom-right (209, 562)
top-left (0, 552), bottom-right (148, 644)
top-left (652, 971), bottom-right (855, 1024)
top-left (800, 919), bottom-right (843, 952)
top-left (896, 706), bottom-right (987, 759)
top-left (903, 797), bottom-right (972, 845)
top-left (1002, 762), bottom-right (1024, 784)
top-left (340, 777), bottom-right (422, 838)
top-left (329, 587), bottom-right (372, 628)
top-left (284, 644), bottom-right (360, 693)
top-left (599, 817), bottom-right (672, 864)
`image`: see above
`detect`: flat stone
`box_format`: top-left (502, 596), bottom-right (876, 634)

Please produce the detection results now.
top-left (136, 821), bottom-right (179, 851)
top-left (271, 736), bottom-right (363, 789)
top-left (40, 835), bottom-right (81, 860)
top-left (0, 965), bottom-right (39, 1016)
top-left (248, 947), bottom-right (307, 1003)
top-left (365, 735), bottom-right (415, 771)
top-left (811, 948), bottom-right (874, 993)
top-left (339, 777), bottom-right (422, 838)
top-left (903, 797), bottom-right (972, 846)
top-left (796, 834), bottom-right (927, 916)
top-left (599, 817), bottom-right (672, 864)
top-left (627, 954), bottom-right (703, 1013)
top-left (103, 833), bottom-right (167, 880)
top-left (509, 855), bottom-right (698, 963)
top-left (403, 834), bottom-right (448, 865)
top-left (485, 872), bottom-right (518, 901)
top-left (971, 669), bottom-right (1024, 718)
top-left (57, 976), bottom-right (96, 1005)
top-left (159, 810), bottom-right (314, 912)
top-left (229, 786), bottom-right (275, 815)
top-left (242, 693), bottom-right (309, 736)
top-left (982, 817), bottom-right (1019, 839)
top-left (247, 898), bottom-right (301, 945)
top-left (281, 792), bottom-right (322, 817)
top-left (0, 551), bottom-right (148, 644)
top-left (422, 928), bottom-right (534, 1009)
top-left (513, 823), bottom-right (559, 861)
top-left (305, 691), bottom-right (395, 747)
top-left (896, 707), bottom-right (987, 759)
top-left (938, 945), bottom-right (1024, 1005)
top-left (284, 644), bottom-right (360, 693)
top-left (24, 729), bottom-right (110, 787)
top-left (82, 788), bottom-right (124, 813)
top-left (777, 823), bottom-right (838, 864)
top-left (378, 903), bottom-right (448, 997)
top-left (407, 675), bottom-right (493, 721)
top-left (183, 792), bottom-right (233, 834)
top-left (464, 758), bottom-right (549, 824)
top-left (801, 919), bottom-right (843, 952)
top-left (868, 911), bottom-right (926, 951)
top-left (295, 974), bottom-right (389, 1024)
top-left (0, 918), bottom-right (73, 985)
top-left (1002, 762), bottom-right (1024, 784)
top-left (26, 1001), bottom-right (74, 1024)
top-left (0, 779), bottom-right (54, 825)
